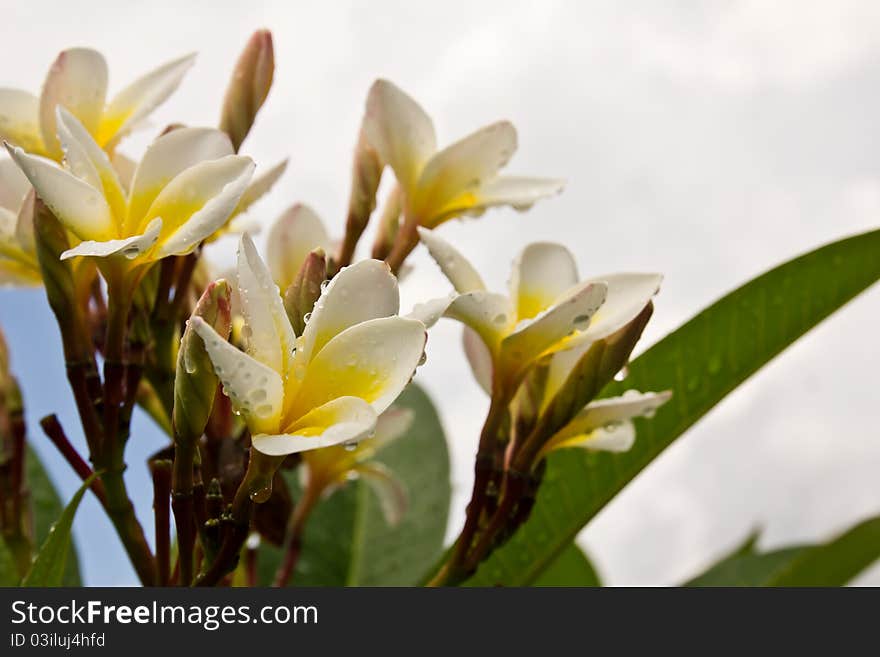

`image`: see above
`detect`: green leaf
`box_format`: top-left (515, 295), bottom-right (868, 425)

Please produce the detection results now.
top-left (685, 545), bottom-right (805, 586)
top-left (466, 227), bottom-right (880, 586)
top-left (21, 472), bottom-right (95, 587)
top-left (26, 447), bottom-right (82, 586)
top-left (532, 543), bottom-right (601, 587)
top-left (258, 384), bottom-right (451, 586)
top-left (685, 515), bottom-right (880, 586)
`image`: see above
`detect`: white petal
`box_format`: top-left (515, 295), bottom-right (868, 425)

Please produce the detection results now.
top-left (406, 293), bottom-right (456, 328)
top-left (300, 259), bottom-right (400, 363)
top-left (475, 175), bottom-right (565, 210)
top-left (416, 226), bottom-right (485, 293)
top-left (4, 143), bottom-right (115, 241)
top-left (39, 48), bottom-right (108, 157)
top-left (579, 420), bottom-right (636, 453)
top-left (541, 273), bottom-right (662, 401)
top-left (233, 158), bottom-right (288, 218)
top-left (499, 281), bottom-right (607, 379)
top-left (265, 203), bottom-right (331, 291)
top-left (191, 316), bottom-right (284, 434)
top-left (253, 396), bottom-right (377, 456)
top-left (566, 273), bottom-right (663, 347)
top-left (127, 127), bottom-right (234, 231)
top-left (61, 217), bottom-right (161, 261)
top-left (55, 107), bottom-right (126, 218)
top-left (0, 89), bottom-right (43, 153)
top-left (413, 121), bottom-right (516, 223)
top-left (237, 233), bottom-right (297, 376)
top-left (151, 155), bottom-right (256, 257)
top-left (445, 290), bottom-right (514, 354)
top-left (14, 190), bottom-right (35, 254)
top-left (363, 79), bottom-right (436, 192)
top-left (101, 53), bottom-right (196, 146)
top-left (110, 151), bottom-right (136, 191)
top-left (509, 242), bottom-right (579, 321)
top-left (371, 406), bottom-right (415, 451)
top-left (550, 390), bottom-right (672, 444)
top-left (354, 462), bottom-right (407, 526)
top-left (0, 156), bottom-right (31, 212)
top-left (463, 326), bottom-right (493, 394)
top-left (292, 316), bottom-right (426, 418)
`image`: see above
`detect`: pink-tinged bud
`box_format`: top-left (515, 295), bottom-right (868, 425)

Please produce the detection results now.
top-left (219, 29), bottom-right (275, 152)
top-left (283, 248), bottom-right (327, 336)
top-left (338, 128), bottom-right (384, 266)
top-left (173, 280), bottom-right (232, 445)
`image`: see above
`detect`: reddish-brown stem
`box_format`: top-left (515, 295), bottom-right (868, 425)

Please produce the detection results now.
top-left (150, 460), bottom-right (172, 586)
top-left (428, 393), bottom-right (510, 586)
top-left (273, 481), bottom-right (319, 587)
top-left (168, 252), bottom-right (199, 319)
top-left (39, 415), bottom-right (106, 506)
top-left (384, 218), bottom-right (420, 274)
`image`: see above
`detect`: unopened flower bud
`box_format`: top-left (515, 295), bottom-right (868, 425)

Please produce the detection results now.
top-left (173, 280), bottom-right (232, 446)
top-left (283, 248), bottom-right (327, 336)
top-left (32, 199), bottom-right (79, 335)
top-left (338, 128), bottom-right (383, 266)
top-left (219, 29), bottom-right (274, 152)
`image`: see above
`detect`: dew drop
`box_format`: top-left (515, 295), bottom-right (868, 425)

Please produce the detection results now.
top-left (343, 440), bottom-right (358, 452)
top-left (614, 365), bottom-right (629, 382)
top-left (493, 313), bottom-right (507, 325)
top-left (249, 485), bottom-right (272, 503)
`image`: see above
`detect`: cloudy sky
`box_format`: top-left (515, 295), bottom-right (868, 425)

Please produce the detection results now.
top-left (1, 0), bottom-right (879, 585)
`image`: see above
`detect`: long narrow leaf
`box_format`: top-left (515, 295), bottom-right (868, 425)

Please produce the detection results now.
top-left (22, 473), bottom-right (96, 587)
top-left (686, 515), bottom-right (880, 586)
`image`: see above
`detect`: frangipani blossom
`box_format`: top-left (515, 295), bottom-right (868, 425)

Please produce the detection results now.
top-left (0, 47), bottom-right (195, 159)
top-left (415, 228), bottom-right (662, 398)
top-left (363, 80), bottom-right (564, 230)
top-left (0, 158), bottom-right (39, 285)
top-left (192, 234), bottom-right (427, 457)
top-left (301, 406), bottom-right (414, 525)
top-left (6, 108), bottom-right (254, 265)
top-left (266, 203), bottom-right (332, 292)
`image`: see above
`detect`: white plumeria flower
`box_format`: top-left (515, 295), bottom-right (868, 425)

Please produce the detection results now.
top-left (363, 80), bottom-right (564, 236)
top-left (0, 158), bottom-right (39, 286)
top-left (192, 234), bottom-right (427, 456)
top-left (266, 203), bottom-right (332, 292)
top-left (536, 390), bottom-right (672, 458)
top-left (415, 228), bottom-right (662, 398)
top-left (0, 47), bottom-right (195, 159)
top-left (6, 108), bottom-right (254, 264)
